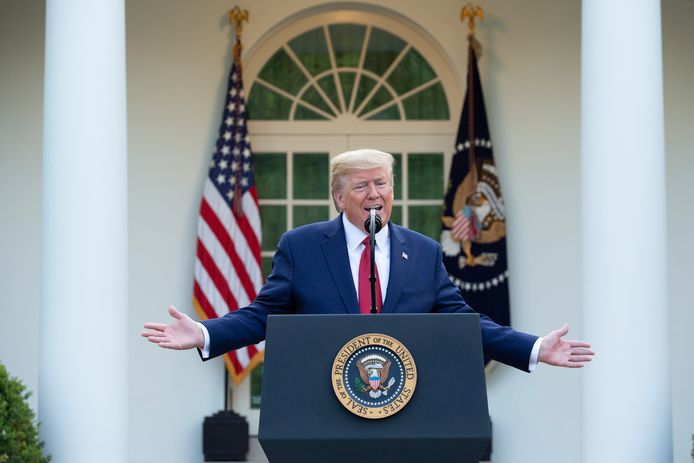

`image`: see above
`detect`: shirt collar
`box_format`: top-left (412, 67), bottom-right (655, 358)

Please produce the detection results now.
top-left (342, 213), bottom-right (389, 252)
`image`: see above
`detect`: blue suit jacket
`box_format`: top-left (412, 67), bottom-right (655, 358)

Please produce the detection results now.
top-left (202, 215), bottom-right (538, 371)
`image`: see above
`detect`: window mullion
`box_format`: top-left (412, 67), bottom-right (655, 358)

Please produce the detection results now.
top-left (287, 151), bottom-right (293, 230)
top-left (293, 89), bottom-right (338, 120)
top-left (283, 45), bottom-right (341, 117)
top-left (347, 26), bottom-right (371, 113)
top-left (402, 151), bottom-right (409, 228)
top-left (359, 78), bottom-right (399, 120)
top-left (392, 77), bottom-right (440, 105)
top-left (354, 44), bottom-right (411, 116)
top-left (254, 78), bottom-right (302, 109)
top-left (323, 25), bottom-right (346, 114)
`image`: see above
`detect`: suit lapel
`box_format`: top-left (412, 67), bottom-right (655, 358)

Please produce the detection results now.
top-left (320, 215), bottom-right (359, 314)
top-left (382, 223), bottom-right (409, 313)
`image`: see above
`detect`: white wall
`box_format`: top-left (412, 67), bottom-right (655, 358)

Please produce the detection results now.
top-left (476, 3), bottom-right (584, 461)
top-left (0, 0), bottom-right (44, 412)
top-left (126, 2), bottom-right (229, 462)
top-left (663, 0), bottom-right (694, 460)
top-left (1, 0), bottom-right (692, 462)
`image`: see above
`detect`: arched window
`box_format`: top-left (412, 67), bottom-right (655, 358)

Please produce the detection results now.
top-left (247, 23), bottom-right (449, 121)
top-left (245, 8), bottom-right (461, 277)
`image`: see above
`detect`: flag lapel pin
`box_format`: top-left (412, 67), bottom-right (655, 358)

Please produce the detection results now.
top-left (402, 252), bottom-right (408, 260)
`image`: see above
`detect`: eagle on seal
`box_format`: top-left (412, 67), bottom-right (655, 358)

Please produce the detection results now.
top-left (357, 359), bottom-right (391, 392)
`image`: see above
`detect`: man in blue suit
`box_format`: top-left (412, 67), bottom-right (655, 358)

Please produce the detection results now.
top-left (143, 149), bottom-right (593, 372)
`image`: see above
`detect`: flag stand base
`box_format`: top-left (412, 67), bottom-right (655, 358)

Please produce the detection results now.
top-left (203, 410), bottom-right (249, 461)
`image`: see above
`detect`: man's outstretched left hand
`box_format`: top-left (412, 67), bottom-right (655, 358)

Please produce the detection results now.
top-left (538, 323), bottom-right (594, 368)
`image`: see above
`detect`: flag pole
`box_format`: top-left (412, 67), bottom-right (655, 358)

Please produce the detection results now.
top-left (203, 5), bottom-right (254, 461)
top-left (455, 6), bottom-right (494, 459)
top-left (228, 6), bottom-right (249, 218)
top-left (461, 3), bottom-right (484, 188)
top-left (223, 4), bottom-right (248, 413)
top-left (200, 5), bottom-right (258, 460)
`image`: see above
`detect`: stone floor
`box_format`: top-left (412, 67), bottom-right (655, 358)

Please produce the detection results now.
top-left (232, 437), bottom-right (493, 462)
top-left (246, 437), bottom-right (268, 462)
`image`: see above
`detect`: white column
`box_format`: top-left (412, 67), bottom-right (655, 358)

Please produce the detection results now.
top-left (40, 1), bottom-right (127, 462)
top-left (581, 1), bottom-right (671, 462)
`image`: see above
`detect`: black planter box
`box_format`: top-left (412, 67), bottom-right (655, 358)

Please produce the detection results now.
top-left (203, 410), bottom-right (249, 461)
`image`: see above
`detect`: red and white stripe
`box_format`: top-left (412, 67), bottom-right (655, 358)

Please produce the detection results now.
top-left (193, 177), bottom-right (264, 383)
top-left (451, 209), bottom-right (478, 241)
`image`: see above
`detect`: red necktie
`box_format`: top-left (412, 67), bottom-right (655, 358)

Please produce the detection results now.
top-left (358, 236), bottom-right (382, 314)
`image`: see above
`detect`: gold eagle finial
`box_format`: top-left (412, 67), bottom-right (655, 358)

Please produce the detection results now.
top-left (461, 3), bottom-right (484, 35)
top-left (227, 6), bottom-right (249, 67)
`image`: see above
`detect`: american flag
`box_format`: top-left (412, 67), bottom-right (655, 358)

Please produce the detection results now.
top-left (451, 206), bottom-right (479, 241)
top-left (192, 53), bottom-right (264, 385)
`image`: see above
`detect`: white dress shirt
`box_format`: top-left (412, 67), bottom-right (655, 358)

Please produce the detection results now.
top-left (342, 213), bottom-right (390, 303)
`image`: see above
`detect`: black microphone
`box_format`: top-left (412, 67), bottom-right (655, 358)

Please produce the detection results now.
top-left (363, 209), bottom-right (382, 234)
top-left (365, 208), bottom-right (382, 314)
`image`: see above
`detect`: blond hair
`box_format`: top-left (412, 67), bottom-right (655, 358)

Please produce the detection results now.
top-left (329, 149), bottom-right (395, 211)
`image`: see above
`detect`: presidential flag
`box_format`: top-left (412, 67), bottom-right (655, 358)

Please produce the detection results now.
top-left (193, 40), bottom-right (264, 384)
top-left (441, 39), bottom-right (511, 339)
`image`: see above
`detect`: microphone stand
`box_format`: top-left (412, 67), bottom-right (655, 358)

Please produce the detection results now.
top-left (367, 208), bottom-right (380, 314)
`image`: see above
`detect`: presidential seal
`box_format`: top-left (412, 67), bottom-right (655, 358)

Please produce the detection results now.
top-left (331, 333), bottom-right (417, 419)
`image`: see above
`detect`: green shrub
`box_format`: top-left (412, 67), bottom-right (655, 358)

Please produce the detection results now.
top-left (0, 364), bottom-right (50, 463)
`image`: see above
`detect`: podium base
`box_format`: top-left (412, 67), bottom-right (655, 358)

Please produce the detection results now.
top-left (203, 410), bottom-right (249, 461)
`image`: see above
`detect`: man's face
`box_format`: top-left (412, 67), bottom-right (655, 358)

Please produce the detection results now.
top-left (332, 167), bottom-right (394, 232)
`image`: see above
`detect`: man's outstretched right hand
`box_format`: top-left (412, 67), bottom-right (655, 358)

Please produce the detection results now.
top-left (141, 306), bottom-right (205, 350)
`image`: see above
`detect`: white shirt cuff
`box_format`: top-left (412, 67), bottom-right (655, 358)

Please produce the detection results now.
top-left (197, 322), bottom-right (211, 359)
top-left (528, 337), bottom-right (543, 372)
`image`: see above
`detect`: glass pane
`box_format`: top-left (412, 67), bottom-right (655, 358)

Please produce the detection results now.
top-left (300, 85), bottom-right (335, 116)
top-left (328, 24), bottom-right (366, 68)
top-left (363, 27), bottom-right (406, 76)
top-left (392, 153), bottom-right (402, 200)
top-left (366, 103), bottom-right (400, 120)
top-left (386, 48), bottom-right (436, 95)
top-left (262, 256), bottom-right (273, 280)
top-left (250, 363), bottom-right (263, 409)
top-left (390, 205), bottom-right (402, 225)
top-left (293, 153), bottom-right (329, 199)
top-left (288, 27), bottom-right (330, 76)
top-left (294, 104), bottom-right (328, 120)
top-left (294, 205), bottom-right (330, 228)
top-left (317, 76), bottom-right (341, 111)
top-left (408, 153), bottom-right (443, 199)
top-left (338, 72), bottom-right (356, 107)
top-left (354, 75), bottom-right (377, 111)
top-left (359, 85), bottom-right (393, 116)
top-left (247, 83), bottom-right (291, 120)
top-left (254, 152), bottom-right (286, 199)
top-left (402, 82), bottom-right (450, 120)
top-left (260, 205), bottom-right (286, 251)
top-left (258, 48), bottom-right (307, 95)
top-left (409, 205), bottom-right (442, 240)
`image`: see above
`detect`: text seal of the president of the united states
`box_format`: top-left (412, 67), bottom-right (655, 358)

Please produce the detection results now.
top-left (331, 333), bottom-right (417, 419)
